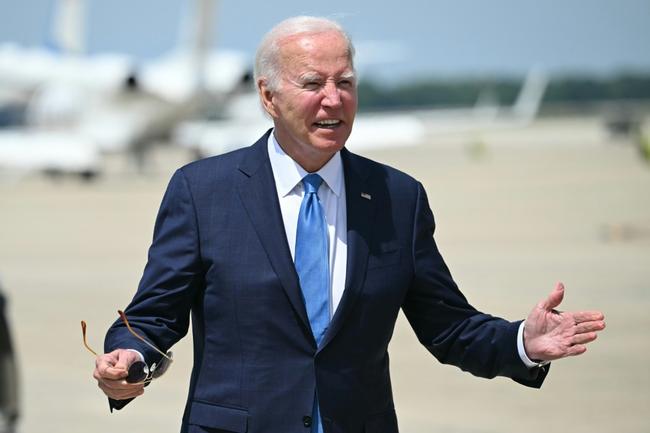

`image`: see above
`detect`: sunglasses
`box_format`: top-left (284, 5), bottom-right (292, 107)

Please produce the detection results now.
top-left (81, 310), bottom-right (173, 384)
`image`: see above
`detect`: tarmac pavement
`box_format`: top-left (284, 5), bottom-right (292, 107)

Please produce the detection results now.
top-left (0, 116), bottom-right (648, 433)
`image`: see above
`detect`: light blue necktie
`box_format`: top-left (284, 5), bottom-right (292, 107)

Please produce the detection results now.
top-left (295, 173), bottom-right (330, 433)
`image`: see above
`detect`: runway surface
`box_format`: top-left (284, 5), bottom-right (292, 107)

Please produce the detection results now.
top-left (0, 116), bottom-right (648, 433)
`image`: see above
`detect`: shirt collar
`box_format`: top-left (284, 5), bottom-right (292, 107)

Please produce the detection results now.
top-left (267, 130), bottom-right (343, 198)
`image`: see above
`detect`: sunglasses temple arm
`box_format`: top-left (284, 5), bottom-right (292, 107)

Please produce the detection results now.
top-left (118, 310), bottom-right (173, 361)
top-left (81, 320), bottom-right (98, 356)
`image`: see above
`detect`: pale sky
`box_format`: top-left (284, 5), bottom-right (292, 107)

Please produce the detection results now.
top-left (2, 0), bottom-right (650, 81)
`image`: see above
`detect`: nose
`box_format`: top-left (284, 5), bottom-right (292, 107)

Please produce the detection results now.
top-left (321, 81), bottom-right (342, 108)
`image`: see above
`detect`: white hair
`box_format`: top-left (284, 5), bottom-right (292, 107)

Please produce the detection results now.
top-left (254, 16), bottom-right (356, 92)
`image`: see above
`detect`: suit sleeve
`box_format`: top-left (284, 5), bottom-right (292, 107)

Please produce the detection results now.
top-left (401, 182), bottom-right (548, 387)
top-left (104, 168), bottom-right (204, 409)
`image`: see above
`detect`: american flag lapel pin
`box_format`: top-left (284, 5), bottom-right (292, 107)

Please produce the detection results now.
top-left (361, 192), bottom-right (372, 200)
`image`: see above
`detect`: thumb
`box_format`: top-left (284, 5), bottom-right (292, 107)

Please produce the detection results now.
top-left (540, 282), bottom-right (565, 311)
top-left (113, 349), bottom-right (138, 372)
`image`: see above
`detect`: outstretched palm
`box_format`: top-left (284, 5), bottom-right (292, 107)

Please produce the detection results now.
top-left (523, 282), bottom-right (605, 362)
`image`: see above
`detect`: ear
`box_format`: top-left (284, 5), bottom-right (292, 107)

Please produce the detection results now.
top-left (257, 78), bottom-right (278, 118)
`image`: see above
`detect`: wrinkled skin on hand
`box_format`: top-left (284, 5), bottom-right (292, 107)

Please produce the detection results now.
top-left (93, 349), bottom-right (145, 400)
top-left (524, 282), bottom-right (606, 361)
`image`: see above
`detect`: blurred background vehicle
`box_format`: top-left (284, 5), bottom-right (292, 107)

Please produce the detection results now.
top-left (0, 285), bottom-right (18, 433)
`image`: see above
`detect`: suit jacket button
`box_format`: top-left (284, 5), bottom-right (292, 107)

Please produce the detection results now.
top-left (303, 415), bottom-right (312, 427)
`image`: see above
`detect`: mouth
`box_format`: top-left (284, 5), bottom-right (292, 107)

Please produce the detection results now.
top-left (313, 119), bottom-right (342, 129)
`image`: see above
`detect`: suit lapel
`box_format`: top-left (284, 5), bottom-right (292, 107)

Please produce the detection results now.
top-left (236, 132), bottom-right (312, 335)
top-left (236, 138), bottom-right (378, 350)
top-left (319, 148), bottom-right (376, 351)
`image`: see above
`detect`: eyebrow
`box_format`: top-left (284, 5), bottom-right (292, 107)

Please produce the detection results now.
top-left (298, 72), bottom-right (323, 83)
top-left (297, 70), bottom-right (357, 83)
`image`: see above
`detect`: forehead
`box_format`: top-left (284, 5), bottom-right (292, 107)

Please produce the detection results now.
top-left (277, 31), bottom-right (353, 76)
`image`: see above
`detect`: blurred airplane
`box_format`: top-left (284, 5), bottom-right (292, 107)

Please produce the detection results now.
top-left (0, 0), bottom-right (132, 119)
top-left (414, 68), bottom-right (548, 135)
top-left (0, 0), bottom-right (251, 179)
top-left (174, 68), bottom-right (548, 157)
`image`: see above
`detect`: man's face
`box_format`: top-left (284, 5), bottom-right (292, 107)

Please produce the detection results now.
top-left (259, 31), bottom-right (357, 171)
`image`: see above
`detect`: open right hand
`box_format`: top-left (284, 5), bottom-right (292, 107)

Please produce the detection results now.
top-left (93, 349), bottom-right (145, 400)
top-left (523, 282), bottom-right (605, 361)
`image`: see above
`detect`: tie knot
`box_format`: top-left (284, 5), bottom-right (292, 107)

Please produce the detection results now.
top-left (302, 173), bottom-right (323, 195)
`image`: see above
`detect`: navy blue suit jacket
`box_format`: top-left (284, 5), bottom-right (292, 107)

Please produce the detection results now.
top-left (105, 130), bottom-right (547, 433)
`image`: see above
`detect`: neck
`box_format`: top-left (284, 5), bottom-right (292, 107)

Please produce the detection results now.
top-left (273, 131), bottom-right (336, 173)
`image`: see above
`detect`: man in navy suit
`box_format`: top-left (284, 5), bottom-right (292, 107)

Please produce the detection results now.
top-left (93, 16), bottom-right (605, 433)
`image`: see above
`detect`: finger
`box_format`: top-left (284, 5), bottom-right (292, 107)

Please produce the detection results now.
top-left (94, 371), bottom-right (144, 399)
top-left (98, 381), bottom-right (145, 400)
top-left (572, 332), bottom-right (598, 345)
top-left (575, 320), bottom-right (606, 334)
top-left (95, 352), bottom-right (128, 380)
top-left (573, 311), bottom-right (605, 323)
top-left (114, 350), bottom-right (138, 371)
top-left (540, 282), bottom-right (565, 311)
top-left (566, 344), bottom-right (587, 357)
top-left (94, 373), bottom-right (144, 392)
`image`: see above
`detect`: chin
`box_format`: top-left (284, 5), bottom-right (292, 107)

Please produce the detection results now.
top-left (311, 131), bottom-right (350, 151)
top-left (312, 139), bottom-right (346, 154)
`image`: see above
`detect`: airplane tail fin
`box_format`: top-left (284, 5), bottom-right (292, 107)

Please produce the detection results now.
top-left (50, 0), bottom-right (85, 54)
top-left (511, 68), bottom-right (548, 123)
top-left (178, 0), bottom-right (218, 90)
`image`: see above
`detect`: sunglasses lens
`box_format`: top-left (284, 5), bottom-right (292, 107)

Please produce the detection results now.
top-left (126, 361), bottom-right (149, 383)
top-left (152, 352), bottom-right (173, 378)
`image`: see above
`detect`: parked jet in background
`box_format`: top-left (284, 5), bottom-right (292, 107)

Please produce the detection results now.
top-left (175, 68), bottom-right (548, 158)
top-left (0, 0), bottom-right (251, 179)
top-left (0, 1), bottom-right (547, 180)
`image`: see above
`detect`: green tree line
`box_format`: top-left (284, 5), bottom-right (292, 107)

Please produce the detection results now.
top-left (357, 72), bottom-right (650, 111)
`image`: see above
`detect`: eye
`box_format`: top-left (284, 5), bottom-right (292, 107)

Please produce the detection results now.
top-left (338, 79), bottom-right (354, 88)
top-left (302, 81), bottom-right (321, 90)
